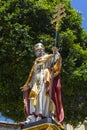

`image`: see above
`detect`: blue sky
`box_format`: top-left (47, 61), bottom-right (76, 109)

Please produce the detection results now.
top-left (0, 113), bottom-right (14, 123)
top-left (72, 0), bottom-right (87, 31)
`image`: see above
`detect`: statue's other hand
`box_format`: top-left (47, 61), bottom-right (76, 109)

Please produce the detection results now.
top-left (20, 84), bottom-right (29, 91)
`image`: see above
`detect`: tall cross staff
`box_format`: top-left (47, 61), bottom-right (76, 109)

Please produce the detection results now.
top-left (51, 3), bottom-right (66, 47)
top-left (49, 3), bottom-right (66, 117)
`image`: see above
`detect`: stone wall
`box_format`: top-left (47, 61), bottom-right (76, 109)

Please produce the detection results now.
top-left (0, 121), bottom-right (21, 130)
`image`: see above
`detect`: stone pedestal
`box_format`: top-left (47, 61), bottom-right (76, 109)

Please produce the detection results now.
top-left (21, 118), bottom-right (64, 130)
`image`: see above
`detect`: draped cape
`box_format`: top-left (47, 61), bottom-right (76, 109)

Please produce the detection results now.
top-left (23, 54), bottom-right (64, 123)
top-left (23, 74), bottom-right (64, 123)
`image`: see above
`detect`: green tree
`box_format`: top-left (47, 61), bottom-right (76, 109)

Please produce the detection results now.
top-left (0, 0), bottom-right (87, 126)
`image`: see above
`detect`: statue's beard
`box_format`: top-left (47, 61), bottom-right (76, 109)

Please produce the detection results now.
top-left (35, 49), bottom-right (45, 57)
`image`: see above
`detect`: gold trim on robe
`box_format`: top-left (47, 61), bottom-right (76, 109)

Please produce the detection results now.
top-left (23, 53), bottom-right (62, 108)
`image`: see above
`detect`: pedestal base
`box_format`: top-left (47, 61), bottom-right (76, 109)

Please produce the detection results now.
top-left (21, 118), bottom-right (64, 130)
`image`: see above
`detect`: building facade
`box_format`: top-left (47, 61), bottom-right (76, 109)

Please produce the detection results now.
top-left (65, 123), bottom-right (87, 130)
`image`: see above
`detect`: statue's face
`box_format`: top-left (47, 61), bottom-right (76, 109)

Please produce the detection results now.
top-left (34, 43), bottom-right (45, 57)
top-left (35, 48), bottom-right (45, 57)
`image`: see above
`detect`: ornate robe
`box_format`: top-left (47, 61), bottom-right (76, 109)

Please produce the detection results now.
top-left (23, 52), bottom-right (64, 123)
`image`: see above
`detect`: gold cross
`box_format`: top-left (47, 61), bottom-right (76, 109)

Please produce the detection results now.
top-left (51, 3), bottom-right (66, 31)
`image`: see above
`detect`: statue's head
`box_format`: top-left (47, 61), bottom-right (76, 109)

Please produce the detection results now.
top-left (34, 43), bottom-right (45, 57)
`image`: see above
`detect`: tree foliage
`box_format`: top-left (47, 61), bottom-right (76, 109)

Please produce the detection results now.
top-left (0, 0), bottom-right (87, 126)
